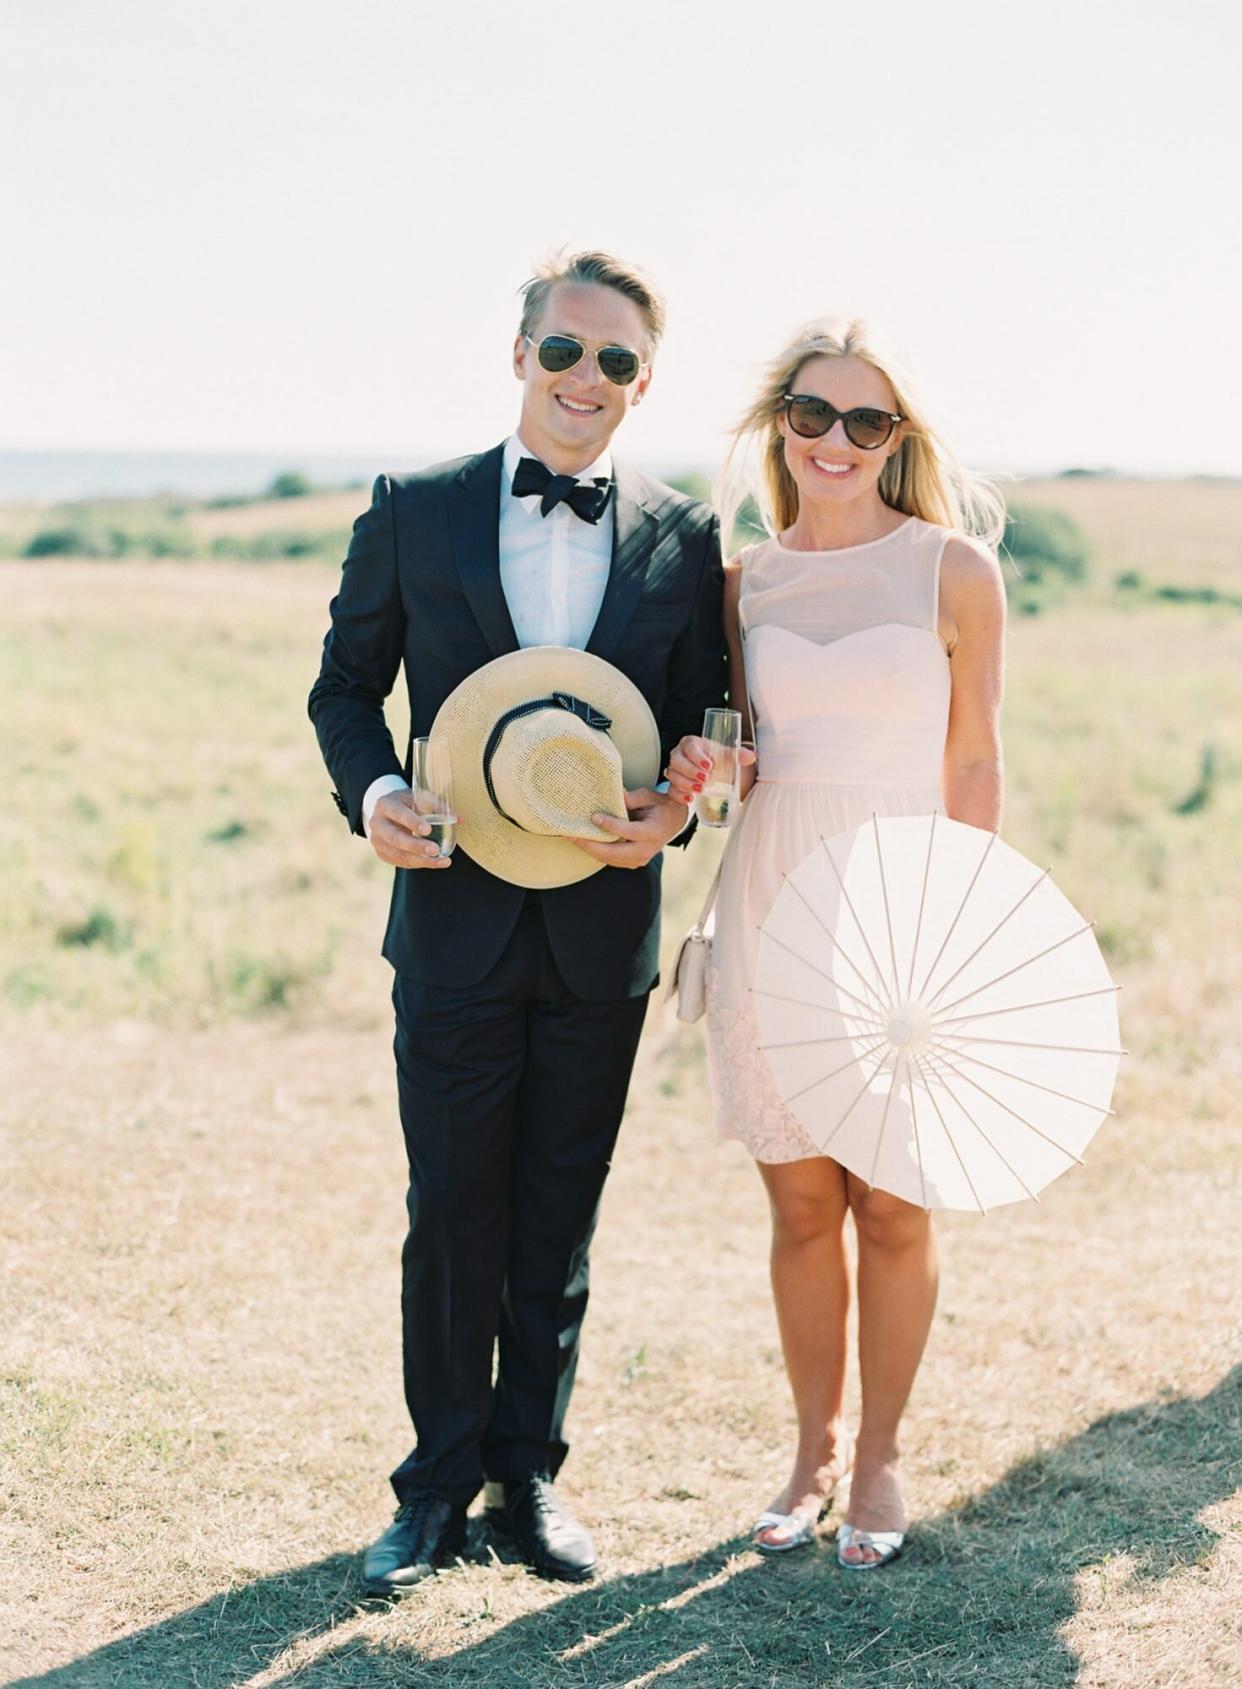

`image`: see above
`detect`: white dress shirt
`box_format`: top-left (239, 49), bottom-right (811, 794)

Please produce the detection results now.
top-left (498, 432), bottom-right (614, 650)
top-left (362, 434), bottom-right (616, 834)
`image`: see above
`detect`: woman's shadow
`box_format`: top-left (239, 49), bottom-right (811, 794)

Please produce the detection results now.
top-left (13, 1366), bottom-right (1238, 1688)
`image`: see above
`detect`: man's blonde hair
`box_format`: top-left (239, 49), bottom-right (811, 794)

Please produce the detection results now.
top-left (518, 250), bottom-right (667, 352)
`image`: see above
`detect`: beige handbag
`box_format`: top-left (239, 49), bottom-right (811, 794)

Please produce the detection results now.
top-left (664, 860), bottom-right (723, 1023)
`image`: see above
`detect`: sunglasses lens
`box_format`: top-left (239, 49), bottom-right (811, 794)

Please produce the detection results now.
top-left (597, 346), bottom-right (640, 386)
top-left (845, 409), bottom-right (894, 449)
top-left (536, 335), bottom-right (584, 373)
top-left (786, 397), bottom-right (832, 438)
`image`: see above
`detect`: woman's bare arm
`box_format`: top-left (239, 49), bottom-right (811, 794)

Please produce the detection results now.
top-left (940, 536), bottom-right (1006, 831)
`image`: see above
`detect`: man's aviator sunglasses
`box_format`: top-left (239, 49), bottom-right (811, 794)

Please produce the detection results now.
top-left (783, 393), bottom-right (904, 449)
top-left (525, 333), bottom-right (647, 388)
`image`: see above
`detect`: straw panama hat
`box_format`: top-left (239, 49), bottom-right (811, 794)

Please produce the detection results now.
top-left (428, 646), bottom-right (662, 889)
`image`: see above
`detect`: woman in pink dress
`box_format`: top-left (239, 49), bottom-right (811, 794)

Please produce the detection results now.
top-left (667, 319), bottom-right (1006, 1569)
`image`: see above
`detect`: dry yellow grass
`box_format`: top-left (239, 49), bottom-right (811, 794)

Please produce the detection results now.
top-left (1, 495), bottom-right (1240, 1686)
top-left (1013, 477), bottom-right (1242, 593)
top-left (188, 489), bottom-right (364, 544)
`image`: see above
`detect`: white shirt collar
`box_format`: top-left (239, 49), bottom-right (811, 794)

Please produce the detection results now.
top-left (504, 432), bottom-right (613, 490)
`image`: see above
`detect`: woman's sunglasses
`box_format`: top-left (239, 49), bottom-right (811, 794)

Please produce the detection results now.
top-left (782, 393), bottom-right (904, 450)
top-left (526, 333), bottom-right (646, 388)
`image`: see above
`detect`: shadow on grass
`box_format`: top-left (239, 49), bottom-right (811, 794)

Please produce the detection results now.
top-left (13, 1366), bottom-right (1238, 1689)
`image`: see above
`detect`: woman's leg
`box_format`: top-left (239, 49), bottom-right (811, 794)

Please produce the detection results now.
top-left (754, 1155), bottom-right (852, 1544)
top-left (843, 1175), bottom-right (939, 1564)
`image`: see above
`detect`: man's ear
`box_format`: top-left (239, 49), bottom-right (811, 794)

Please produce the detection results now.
top-left (629, 364), bottom-right (654, 408)
top-left (512, 334), bottom-right (527, 380)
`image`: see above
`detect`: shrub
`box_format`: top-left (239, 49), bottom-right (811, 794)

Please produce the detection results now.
top-left (732, 496), bottom-right (767, 545)
top-left (138, 528), bottom-right (194, 558)
top-left (266, 470), bottom-right (313, 499)
top-left (209, 530), bottom-right (345, 561)
top-left (1154, 584), bottom-right (1233, 606)
top-left (24, 527), bottom-right (103, 558)
top-left (1001, 504), bottom-right (1089, 587)
top-left (55, 907), bottom-right (131, 951)
top-left (23, 523), bottom-right (192, 560)
top-left (664, 472), bottom-right (712, 504)
top-left (206, 820), bottom-right (250, 843)
top-left (660, 476), bottom-right (766, 545)
top-left (1172, 744), bottom-right (1217, 815)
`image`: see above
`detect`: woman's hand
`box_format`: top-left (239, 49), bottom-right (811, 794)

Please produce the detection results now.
top-left (665, 735), bottom-right (714, 804)
top-left (665, 735), bottom-right (758, 805)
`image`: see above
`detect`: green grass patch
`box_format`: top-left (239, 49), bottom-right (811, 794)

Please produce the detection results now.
top-left (55, 906), bottom-right (132, 952)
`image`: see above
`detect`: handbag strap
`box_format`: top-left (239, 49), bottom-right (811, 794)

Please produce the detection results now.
top-left (687, 543), bottom-right (759, 935)
top-left (693, 858), bottom-right (724, 934)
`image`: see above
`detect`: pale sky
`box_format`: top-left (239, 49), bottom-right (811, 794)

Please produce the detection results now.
top-left (4, 0), bottom-right (1241, 477)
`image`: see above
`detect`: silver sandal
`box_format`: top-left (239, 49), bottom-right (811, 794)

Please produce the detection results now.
top-left (752, 1440), bottom-right (854, 1555)
top-left (836, 1521), bottom-right (905, 1570)
top-left (752, 1498), bottom-right (830, 1554)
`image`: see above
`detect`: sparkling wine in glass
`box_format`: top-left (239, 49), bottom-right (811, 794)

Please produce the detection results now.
top-left (695, 708), bottom-right (742, 828)
top-left (411, 736), bottom-right (458, 857)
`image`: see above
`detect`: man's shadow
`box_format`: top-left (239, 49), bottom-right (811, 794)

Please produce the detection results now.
top-left (12, 1366), bottom-right (1238, 1689)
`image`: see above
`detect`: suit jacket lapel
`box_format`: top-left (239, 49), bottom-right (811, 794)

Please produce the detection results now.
top-left (448, 444), bottom-right (520, 659)
top-left (587, 464), bottom-right (657, 660)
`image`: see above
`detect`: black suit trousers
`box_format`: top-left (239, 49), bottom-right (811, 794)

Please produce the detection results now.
top-left (389, 896), bottom-right (649, 1506)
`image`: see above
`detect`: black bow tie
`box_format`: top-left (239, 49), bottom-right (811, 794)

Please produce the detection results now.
top-left (511, 456), bottom-right (612, 524)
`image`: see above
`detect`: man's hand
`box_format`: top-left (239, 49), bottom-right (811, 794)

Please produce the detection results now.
top-left (369, 789), bottom-right (454, 869)
top-left (569, 787), bottom-right (690, 869)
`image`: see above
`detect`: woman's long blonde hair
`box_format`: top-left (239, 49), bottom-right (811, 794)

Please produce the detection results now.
top-left (717, 317), bottom-right (1005, 552)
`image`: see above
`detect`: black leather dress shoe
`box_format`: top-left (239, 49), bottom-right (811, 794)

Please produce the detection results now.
top-left (360, 1493), bottom-right (468, 1596)
top-left (483, 1477), bottom-right (597, 1582)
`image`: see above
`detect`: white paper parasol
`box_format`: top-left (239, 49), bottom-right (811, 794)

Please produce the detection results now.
top-left (753, 814), bottom-right (1124, 1211)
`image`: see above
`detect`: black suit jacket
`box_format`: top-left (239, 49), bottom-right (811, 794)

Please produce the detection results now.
top-left (308, 444), bottom-right (727, 999)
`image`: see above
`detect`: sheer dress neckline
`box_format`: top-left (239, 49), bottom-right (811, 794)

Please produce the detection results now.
top-left (770, 516), bottom-right (917, 556)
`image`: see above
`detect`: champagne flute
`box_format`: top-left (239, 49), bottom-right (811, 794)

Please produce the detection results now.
top-left (695, 708), bottom-right (742, 828)
top-left (410, 736), bottom-right (458, 857)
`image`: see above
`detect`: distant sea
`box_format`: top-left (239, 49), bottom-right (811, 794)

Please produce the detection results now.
top-left (0, 450), bottom-right (422, 503)
top-left (5, 449), bottom-right (1229, 505)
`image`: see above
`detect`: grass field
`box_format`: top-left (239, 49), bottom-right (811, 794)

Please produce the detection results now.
top-left (1, 480), bottom-right (1239, 1686)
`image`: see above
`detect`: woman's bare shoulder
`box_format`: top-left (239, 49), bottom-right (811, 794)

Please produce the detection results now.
top-left (941, 534), bottom-right (1005, 611)
top-left (724, 549), bottom-right (753, 601)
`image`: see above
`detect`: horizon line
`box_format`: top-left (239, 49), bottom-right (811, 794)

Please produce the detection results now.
top-left (1, 444), bottom-right (1238, 489)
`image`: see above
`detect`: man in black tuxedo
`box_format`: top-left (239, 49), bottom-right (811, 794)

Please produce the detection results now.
top-left (309, 250), bottom-right (725, 1593)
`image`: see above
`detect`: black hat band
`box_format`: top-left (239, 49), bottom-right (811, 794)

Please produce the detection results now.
top-left (482, 692), bottom-right (614, 832)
